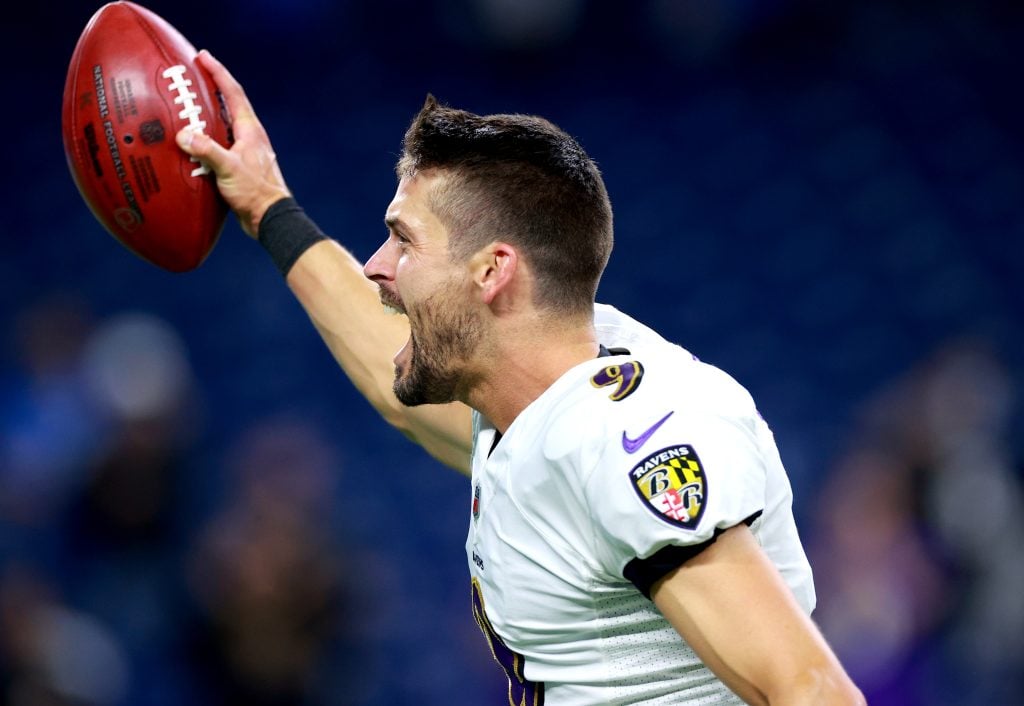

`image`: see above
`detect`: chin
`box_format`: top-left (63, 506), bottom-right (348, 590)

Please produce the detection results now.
top-left (393, 369), bottom-right (427, 407)
top-left (394, 368), bottom-right (460, 407)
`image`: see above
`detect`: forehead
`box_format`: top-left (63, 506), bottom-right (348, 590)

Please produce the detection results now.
top-left (385, 171), bottom-right (449, 241)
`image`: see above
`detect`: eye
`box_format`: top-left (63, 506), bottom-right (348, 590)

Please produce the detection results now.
top-left (383, 231), bottom-right (405, 251)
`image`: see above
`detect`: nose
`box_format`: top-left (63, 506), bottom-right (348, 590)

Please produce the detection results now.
top-left (363, 239), bottom-right (396, 284)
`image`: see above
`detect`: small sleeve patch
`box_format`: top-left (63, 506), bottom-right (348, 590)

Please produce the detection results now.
top-left (629, 445), bottom-right (707, 530)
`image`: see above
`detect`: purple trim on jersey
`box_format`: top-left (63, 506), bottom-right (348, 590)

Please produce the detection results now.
top-left (622, 410), bottom-right (674, 454)
top-left (471, 579), bottom-right (545, 706)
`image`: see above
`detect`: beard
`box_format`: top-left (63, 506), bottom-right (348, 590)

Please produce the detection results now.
top-left (393, 284), bottom-right (483, 407)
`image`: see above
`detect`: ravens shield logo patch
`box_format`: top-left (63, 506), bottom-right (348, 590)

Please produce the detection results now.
top-left (629, 445), bottom-right (707, 530)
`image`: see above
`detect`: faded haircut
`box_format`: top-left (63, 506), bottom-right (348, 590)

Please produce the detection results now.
top-left (397, 95), bottom-right (613, 316)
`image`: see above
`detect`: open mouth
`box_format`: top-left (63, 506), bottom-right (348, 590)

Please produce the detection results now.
top-left (379, 292), bottom-right (412, 371)
top-left (379, 286), bottom-right (406, 317)
top-left (394, 334), bottom-right (413, 370)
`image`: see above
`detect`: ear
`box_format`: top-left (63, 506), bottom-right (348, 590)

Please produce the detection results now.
top-left (471, 242), bottom-right (519, 306)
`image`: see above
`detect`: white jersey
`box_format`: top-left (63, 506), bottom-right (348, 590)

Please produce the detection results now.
top-left (466, 305), bottom-right (815, 705)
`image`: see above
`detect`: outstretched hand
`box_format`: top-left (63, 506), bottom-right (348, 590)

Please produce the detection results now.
top-left (176, 50), bottom-right (292, 238)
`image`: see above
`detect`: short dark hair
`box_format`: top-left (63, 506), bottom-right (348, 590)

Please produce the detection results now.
top-left (397, 96), bottom-right (613, 316)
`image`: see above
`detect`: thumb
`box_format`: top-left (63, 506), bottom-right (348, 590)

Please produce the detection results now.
top-left (175, 128), bottom-right (230, 173)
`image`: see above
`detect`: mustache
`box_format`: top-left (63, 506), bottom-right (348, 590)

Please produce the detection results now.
top-left (378, 286), bottom-right (403, 311)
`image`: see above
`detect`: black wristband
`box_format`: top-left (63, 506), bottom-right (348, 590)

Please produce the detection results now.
top-left (257, 197), bottom-right (329, 276)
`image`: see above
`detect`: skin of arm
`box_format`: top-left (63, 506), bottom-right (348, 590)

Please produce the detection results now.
top-left (176, 50), bottom-right (473, 473)
top-left (651, 524), bottom-right (866, 706)
top-left (286, 239), bottom-right (473, 472)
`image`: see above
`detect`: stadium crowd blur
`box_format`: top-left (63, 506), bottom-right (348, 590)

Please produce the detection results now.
top-left (3, 0), bottom-right (1023, 704)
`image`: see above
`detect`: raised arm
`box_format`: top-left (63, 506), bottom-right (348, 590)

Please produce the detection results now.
top-left (285, 239), bottom-right (472, 472)
top-left (176, 50), bottom-right (472, 473)
top-left (652, 525), bottom-right (865, 706)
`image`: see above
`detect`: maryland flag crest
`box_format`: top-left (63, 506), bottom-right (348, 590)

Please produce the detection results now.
top-left (629, 445), bottom-right (707, 530)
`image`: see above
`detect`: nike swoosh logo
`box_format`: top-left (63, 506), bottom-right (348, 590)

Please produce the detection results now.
top-left (622, 411), bottom-right (674, 454)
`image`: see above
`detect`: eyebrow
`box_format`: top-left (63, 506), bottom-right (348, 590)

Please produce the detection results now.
top-left (384, 215), bottom-right (407, 232)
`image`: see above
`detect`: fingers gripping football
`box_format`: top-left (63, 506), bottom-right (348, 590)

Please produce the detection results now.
top-left (175, 50), bottom-right (291, 238)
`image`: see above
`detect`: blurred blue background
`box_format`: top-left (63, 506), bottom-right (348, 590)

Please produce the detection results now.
top-left (3, 0), bottom-right (1023, 704)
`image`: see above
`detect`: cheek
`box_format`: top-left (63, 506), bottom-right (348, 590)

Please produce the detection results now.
top-left (394, 261), bottom-right (417, 301)
top-left (394, 253), bottom-right (410, 278)
top-left (396, 259), bottom-right (454, 302)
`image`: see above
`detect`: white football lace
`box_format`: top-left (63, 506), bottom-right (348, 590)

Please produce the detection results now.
top-left (162, 64), bottom-right (210, 177)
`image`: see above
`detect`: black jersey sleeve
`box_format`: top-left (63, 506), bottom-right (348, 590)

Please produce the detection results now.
top-left (622, 511), bottom-right (762, 599)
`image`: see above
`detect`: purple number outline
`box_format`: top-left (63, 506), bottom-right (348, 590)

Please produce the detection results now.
top-left (471, 578), bottom-right (544, 706)
top-left (590, 360), bottom-right (644, 401)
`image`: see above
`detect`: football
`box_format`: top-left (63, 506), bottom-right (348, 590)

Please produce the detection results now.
top-left (62, 2), bottom-right (231, 272)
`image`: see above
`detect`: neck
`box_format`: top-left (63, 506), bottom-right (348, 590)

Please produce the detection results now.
top-left (463, 314), bottom-right (599, 434)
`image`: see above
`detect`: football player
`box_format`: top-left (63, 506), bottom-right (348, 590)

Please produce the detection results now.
top-left (177, 49), bottom-right (864, 706)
